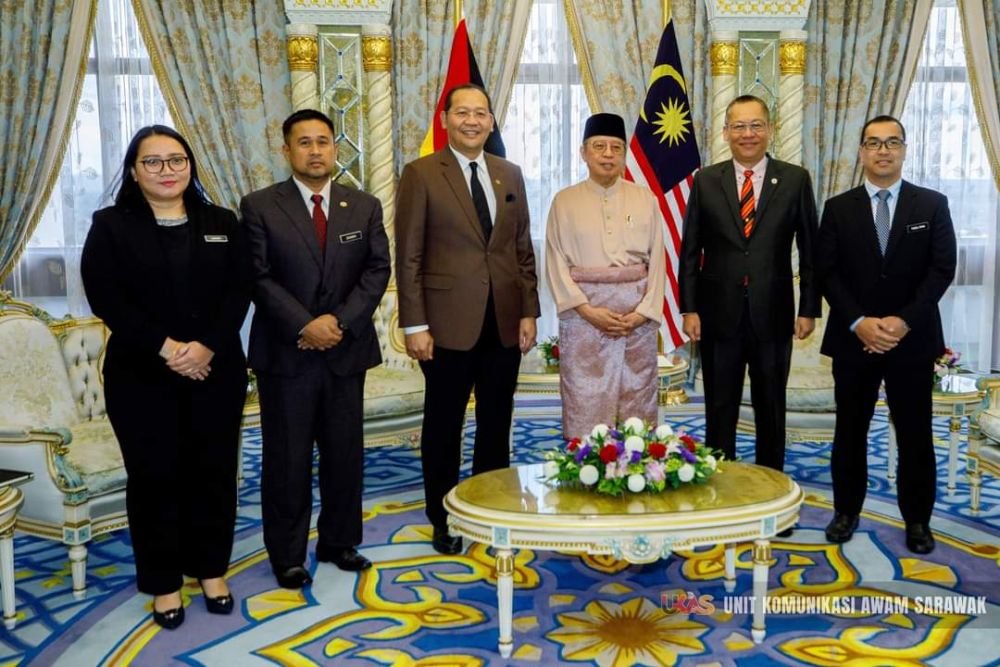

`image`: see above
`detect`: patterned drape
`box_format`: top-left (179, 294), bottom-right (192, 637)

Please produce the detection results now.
top-left (958, 0), bottom-right (1000, 191)
top-left (0, 0), bottom-right (95, 281)
top-left (802, 0), bottom-right (932, 203)
top-left (563, 0), bottom-right (711, 161)
top-left (392, 0), bottom-right (532, 171)
top-left (132, 0), bottom-right (292, 211)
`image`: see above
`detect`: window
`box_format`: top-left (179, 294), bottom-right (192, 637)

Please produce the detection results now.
top-left (2, 0), bottom-right (171, 316)
top-left (501, 0), bottom-right (592, 338)
top-left (900, 0), bottom-right (999, 371)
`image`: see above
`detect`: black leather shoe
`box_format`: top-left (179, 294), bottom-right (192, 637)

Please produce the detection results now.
top-left (905, 523), bottom-right (935, 554)
top-left (825, 513), bottom-right (860, 543)
top-left (152, 605), bottom-right (185, 630)
top-left (273, 565), bottom-right (313, 589)
top-left (316, 546), bottom-right (372, 572)
top-left (432, 526), bottom-right (463, 555)
top-left (776, 527), bottom-right (794, 538)
top-left (199, 580), bottom-right (234, 614)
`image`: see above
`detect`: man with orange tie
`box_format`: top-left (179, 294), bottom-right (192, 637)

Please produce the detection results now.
top-left (242, 109), bottom-right (390, 588)
top-left (678, 96), bottom-right (819, 523)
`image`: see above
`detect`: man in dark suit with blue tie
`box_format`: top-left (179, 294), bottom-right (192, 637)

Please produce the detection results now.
top-left (817, 115), bottom-right (956, 554)
top-left (242, 109), bottom-right (390, 587)
top-left (679, 95), bottom-right (820, 503)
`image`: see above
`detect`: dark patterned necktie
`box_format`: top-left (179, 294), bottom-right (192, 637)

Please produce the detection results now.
top-left (874, 189), bottom-right (891, 255)
top-left (469, 162), bottom-right (493, 241)
top-left (310, 193), bottom-right (327, 254)
top-left (739, 169), bottom-right (755, 237)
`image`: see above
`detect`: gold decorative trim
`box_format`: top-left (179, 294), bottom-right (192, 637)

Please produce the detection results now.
top-left (0, 0), bottom-right (99, 286)
top-left (753, 541), bottom-right (771, 563)
top-left (361, 35), bottom-right (391, 72)
top-left (957, 0), bottom-right (1000, 191)
top-left (562, 1), bottom-right (601, 113)
top-left (710, 41), bottom-right (738, 76)
top-left (132, 1), bottom-right (224, 204)
top-left (287, 34), bottom-right (319, 72)
top-left (778, 40), bottom-right (806, 75)
top-left (495, 552), bottom-right (514, 576)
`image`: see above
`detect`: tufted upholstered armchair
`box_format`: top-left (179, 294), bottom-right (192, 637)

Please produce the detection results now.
top-left (0, 293), bottom-right (127, 598)
top-left (363, 287), bottom-right (424, 447)
top-left (967, 376), bottom-right (1000, 513)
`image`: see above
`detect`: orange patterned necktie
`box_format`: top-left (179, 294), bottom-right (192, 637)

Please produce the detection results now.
top-left (739, 169), bottom-right (755, 237)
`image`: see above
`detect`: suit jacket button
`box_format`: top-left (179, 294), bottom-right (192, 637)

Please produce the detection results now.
top-left (744, 251), bottom-right (750, 256)
top-left (481, 279), bottom-right (488, 285)
top-left (880, 273), bottom-right (887, 279)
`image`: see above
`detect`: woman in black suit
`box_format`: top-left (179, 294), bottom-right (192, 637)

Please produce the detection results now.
top-left (81, 126), bottom-right (251, 629)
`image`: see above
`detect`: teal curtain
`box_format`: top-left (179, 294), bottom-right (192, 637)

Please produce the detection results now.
top-left (0, 0), bottom-right (96, 281)
top-left (132, 0), bottom-right (292, 210)
top-left (802, 0), bottom-right (931, 203)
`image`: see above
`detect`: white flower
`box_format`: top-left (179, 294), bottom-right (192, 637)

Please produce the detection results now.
top-left (591, 423), bottom-right (610, 439)
top-left (624, 435), bottom-right (645, 453)
top-left (579, 464), bottom-right (599, 485)
top-left (704, 455), bottom-right (717, 471)
top-left (666, 442), bottom-right (681, 456)
top-left (543, 460), bottom-right (560, 478)
top-left (678, 463), bottom-right (695, 482)
top-left (623, 417), bottom-right (645, 433)
top-left (655, 423), bottom-right (674, 439)
top-left (627, 473), bottom-right (646, 493)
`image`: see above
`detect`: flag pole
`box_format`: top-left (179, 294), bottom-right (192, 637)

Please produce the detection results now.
top-left (663, 0), bottom-right (671, 26)
top-left (455, 0), bottom-right (463, 28)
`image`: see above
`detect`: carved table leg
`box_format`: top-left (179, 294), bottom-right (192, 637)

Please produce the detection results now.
top-left (947, 414), bottom-right (961, 496)
top-left (724, 544), bottom-right (736, 593)
top-left (496, 548), bottom-right (514, 657)
top-left (751, 539), bottom-right (771, 643)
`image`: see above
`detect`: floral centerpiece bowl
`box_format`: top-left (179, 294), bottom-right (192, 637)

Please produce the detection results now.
top-left (933, 347), bottom-right (962, 386)
top-left (539, 336), bottom-right (560, 372)
top-left (543, 417), bottom-right (723, 496)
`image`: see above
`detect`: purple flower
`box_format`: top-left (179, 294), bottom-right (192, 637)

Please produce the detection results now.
top-left (615, 440), bottom-right (625, 455)
top-left (610, 429), bottom-right (622, 439)
top-left (680, 447), bottom-right (697, 463)
top-left (630, 450), bottom-right (642, 464)
top-left (645, 461), bottom-right (666, 482)
top-left (575, 444), bottom-right (591, 463)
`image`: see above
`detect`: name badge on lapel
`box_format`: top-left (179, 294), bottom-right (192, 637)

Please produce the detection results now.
top-left (339, 231), bottom-right (363, 243)
top-left (204, 235), bottom-right (228, 242)
top-left (906, 222), bottom-right (929, 233)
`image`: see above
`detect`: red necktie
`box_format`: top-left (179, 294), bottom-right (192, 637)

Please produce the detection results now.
top-left (739, 169), bottom-right (755, 237)
top-left (310, 193), bottom-right (327, 253)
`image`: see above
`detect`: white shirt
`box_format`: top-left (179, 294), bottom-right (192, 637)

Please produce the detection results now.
top-left (291, 176), bottom-right (332, 218)
top-left (863, 177), bottom-right (902, 225)
top-left (733, 155), bottom-right (768, 204)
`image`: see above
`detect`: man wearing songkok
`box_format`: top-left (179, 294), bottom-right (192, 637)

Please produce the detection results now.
top-left (545, 112), bottom-right (665, 440)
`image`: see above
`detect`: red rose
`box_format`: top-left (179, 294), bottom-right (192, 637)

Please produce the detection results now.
top-left (680, 435), bottom-right (697, 452)
top-left (567, 437), bottom-right (581, 451)
top-left (552, 345), bottom-right (560, 359)
top-left (599, 444), bottom-right (618, 463)
top-left (648, 442), bottom-right (667, 459)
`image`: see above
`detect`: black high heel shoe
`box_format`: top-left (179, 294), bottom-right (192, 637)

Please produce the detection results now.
top-left (152, 605), bottom-right (185, 629)
top-left (200, 581), bottom-right (235, 615)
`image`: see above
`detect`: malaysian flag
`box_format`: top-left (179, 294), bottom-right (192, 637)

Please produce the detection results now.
top-left (624, 19), bottom-right (700, 351)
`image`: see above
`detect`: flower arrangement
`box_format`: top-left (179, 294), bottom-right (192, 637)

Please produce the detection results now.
top-left (539, 335), bottom-right (560, 369)
top-left (933, 347), bottom-right (962, 385)
top-left (543, 417), bottom-right (723, 496)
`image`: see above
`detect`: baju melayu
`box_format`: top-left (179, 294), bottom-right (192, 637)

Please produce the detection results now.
top-left (545, 177), bottom-right (666, 440)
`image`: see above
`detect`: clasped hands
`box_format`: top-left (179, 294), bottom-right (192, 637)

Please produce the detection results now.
top-left (856, 315), bottom-right (909, 353)
top-left (404, 317), bottom-right (538, 362)
top-left (297, 314), bottom-right (344, 351)
top-left (160, 337), bottom-right (214, 380)
top-left (577, 304), bottom-right (646, 337)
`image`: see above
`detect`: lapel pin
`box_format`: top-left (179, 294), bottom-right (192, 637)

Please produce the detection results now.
top-left (771, 178), bottom-right (778, 184)
top-left (339, 201), bottom-right (348, 207)
top-left (494, 179), bottom-right (501, 185)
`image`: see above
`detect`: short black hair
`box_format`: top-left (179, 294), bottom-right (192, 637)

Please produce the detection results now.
top-left (443, 83), bottom-right (493, 114)
top-left (282, 109), bottom-right (336, 141)
top-left (860, 115), bottom-right (906, 144)
top-left (725, 95), bottom-right (770, 123)
top-left (113, 125), bottom-right (211, 209)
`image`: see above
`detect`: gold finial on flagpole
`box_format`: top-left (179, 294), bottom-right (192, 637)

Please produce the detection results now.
top-left (663, 0), bottom-right (671, 26)
top-left (455, 0), bottom-right (463, 28)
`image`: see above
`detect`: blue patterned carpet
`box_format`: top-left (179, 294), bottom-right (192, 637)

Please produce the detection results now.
top-left (3, 395), bottom-right (999, 666)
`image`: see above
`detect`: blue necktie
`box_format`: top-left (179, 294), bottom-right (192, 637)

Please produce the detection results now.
top-left (874, 190), bottom-right (891, 255)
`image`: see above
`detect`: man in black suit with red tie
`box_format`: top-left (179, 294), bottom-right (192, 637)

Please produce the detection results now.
top-left (679, 95), bottom-right (820, 522)
top-left (817, 115), bottom-right (956, 554)
top-left (242, 109), bottom-right (390, 587)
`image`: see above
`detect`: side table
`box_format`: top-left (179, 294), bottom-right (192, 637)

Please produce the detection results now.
top-left (0, 469), bottom-right (33, 629)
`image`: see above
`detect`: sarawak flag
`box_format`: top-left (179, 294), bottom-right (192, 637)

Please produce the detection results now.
top-left (419, 19), bottom-right (506, 158)
top-left (624, 19), bottom-right (701, 351)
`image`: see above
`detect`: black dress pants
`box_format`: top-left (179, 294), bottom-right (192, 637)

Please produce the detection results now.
top-left (699, 297), bottom-right (792, 470)
top-left (106, 361), bottom-right (246, 596)
top-left (418, 300), bottom-right (522, 530)
top-left (831, 356), bottom-right (935, 523)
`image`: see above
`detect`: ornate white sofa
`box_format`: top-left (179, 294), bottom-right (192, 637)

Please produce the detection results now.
top-left (0, 293), bottom-right (127, 598)
top-left (968, 376), bottom-right (1000, 513)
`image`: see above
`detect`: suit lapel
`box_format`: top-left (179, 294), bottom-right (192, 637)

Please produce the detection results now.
top-left (754, 158), bottom-right (781, 230)
top-left (274, 178), bottom-right (323, 268)
top-left (718, 162), bottom-right (743, 236)
top-left (485, 154), bottom-right (506, 245)
top-left (440, 148), bottom-right (487, 244)
top-left (883, 181), bottom-right (915, 261)
top-left (850, 187), bottom-right (884, 264)
top-left (324, 182), bottom-right (356, 272)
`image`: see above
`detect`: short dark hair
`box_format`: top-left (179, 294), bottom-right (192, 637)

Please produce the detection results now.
top-left (725, 95), bottom-right (770, 123)
top-left (860, 115), bottom-right (906, 144)
top-left (112, 125), bottom-right (211, 209)
top-left (443, 83), bottom-right (493, 114)
top-left (282, 109), bottom-right (336, 141)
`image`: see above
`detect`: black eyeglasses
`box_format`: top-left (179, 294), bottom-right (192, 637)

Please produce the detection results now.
top-left (138, 156), bottom-right (190, 173)
top-left (861, 138), bottom-right (905, 151)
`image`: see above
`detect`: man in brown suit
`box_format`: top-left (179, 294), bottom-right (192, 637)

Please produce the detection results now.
top-left (396, 83), bottom-right (540, 554)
